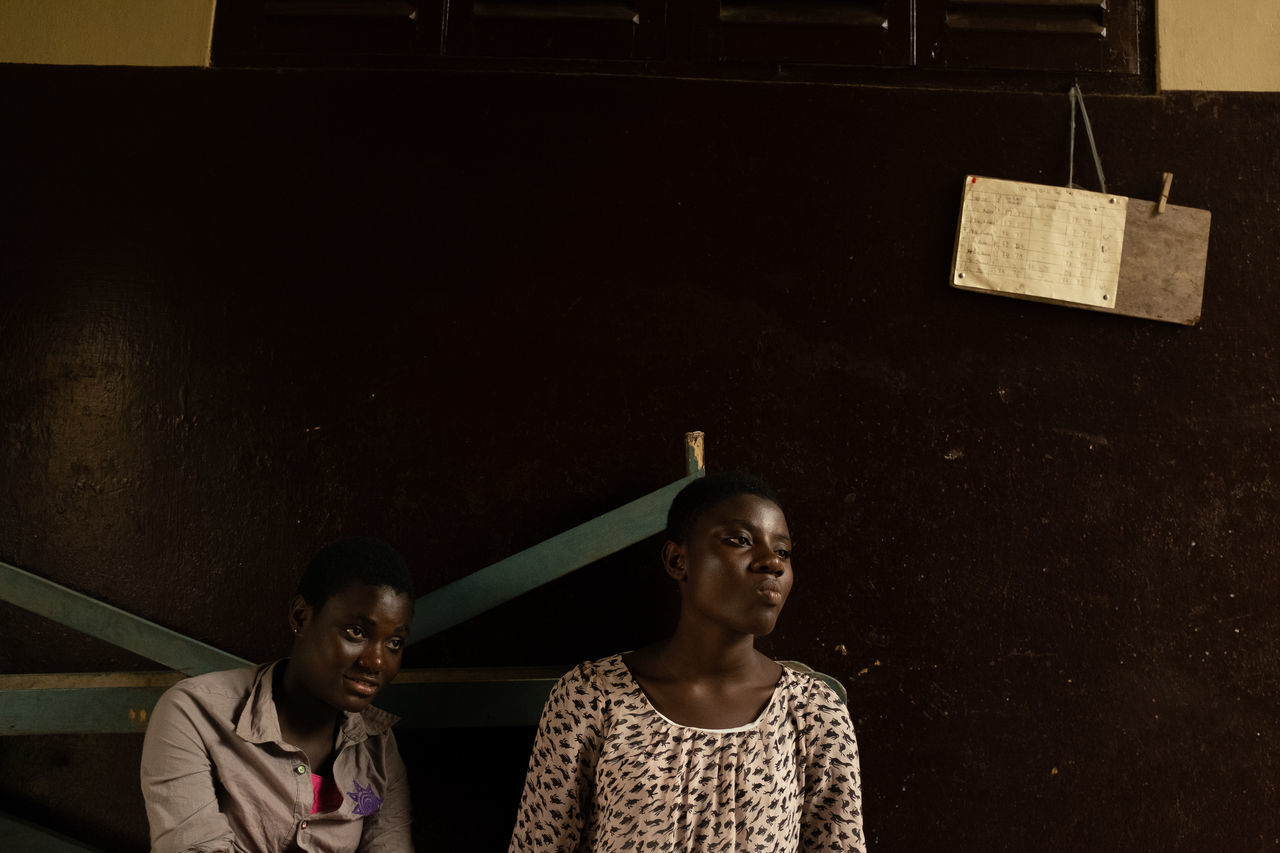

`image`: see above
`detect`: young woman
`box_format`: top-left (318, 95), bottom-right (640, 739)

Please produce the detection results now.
top-left (141, 538), bottom-right (416, 853)
top-left (509, 472), bottom-right (866, 852)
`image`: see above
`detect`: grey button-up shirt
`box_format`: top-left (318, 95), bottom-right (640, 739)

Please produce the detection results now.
top-left (140, 661), bottom-right (412, 853)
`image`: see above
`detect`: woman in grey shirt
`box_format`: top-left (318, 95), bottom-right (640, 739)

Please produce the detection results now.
top-left (141, 538), bottom-right (415, 853)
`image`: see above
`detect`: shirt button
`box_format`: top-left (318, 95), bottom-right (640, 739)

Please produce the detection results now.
top-left (300, 820), bottom-right (309, 830)
top-left (295, 765), bottom-right (307, 775)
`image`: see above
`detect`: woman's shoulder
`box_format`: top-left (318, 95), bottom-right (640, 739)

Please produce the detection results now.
top-left (558, 653), bottom-right (629, 692)
top-left (144, 667), bottom-right (267, 747)
top-left (154, 663), bottom-right (269, 720)
top-left (166, 664), bottom-right (259, 699)
top-left (779, 665), bottom-right (852, 722)
top-left (542, 653), bottom-right (637, 717)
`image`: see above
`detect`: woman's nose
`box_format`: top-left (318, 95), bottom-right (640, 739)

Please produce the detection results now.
top-left (358, 644), bottom-right (385, 672)
top-left (752, 547), bottom-right (785, 574)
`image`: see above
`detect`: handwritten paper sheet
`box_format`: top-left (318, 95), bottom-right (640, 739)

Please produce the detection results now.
top-left (952, 176), bottom-right (1128, 309)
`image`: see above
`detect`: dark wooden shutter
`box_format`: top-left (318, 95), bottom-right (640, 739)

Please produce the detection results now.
top-left (260, 1), bottom-right (423, 55)
top-left (918, 0), bottom-right (1140, 73)
top-left (210, 0), bottom-right (1146, 79)
top-left (706, 0), bottom-right (911, 66)
top-left (451, 0), bottom-right (664, 59)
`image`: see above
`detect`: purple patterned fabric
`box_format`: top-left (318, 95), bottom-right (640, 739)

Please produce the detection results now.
top-left (347, 779), bottom-right (383, 817)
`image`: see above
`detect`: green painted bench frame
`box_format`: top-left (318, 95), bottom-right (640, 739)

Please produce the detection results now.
top-left (0, 432), bottom-right (706, 734)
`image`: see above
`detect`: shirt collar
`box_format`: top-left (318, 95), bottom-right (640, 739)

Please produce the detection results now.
top-left (233, 660), bottom-right (400, 746)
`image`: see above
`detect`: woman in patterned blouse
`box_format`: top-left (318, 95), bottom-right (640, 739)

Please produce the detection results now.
top-left (510, 472), bottom-right (866, 852)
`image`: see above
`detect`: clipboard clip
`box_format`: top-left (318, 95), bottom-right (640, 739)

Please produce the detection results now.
top-left (1158, 172), bottom-right (1174, 214)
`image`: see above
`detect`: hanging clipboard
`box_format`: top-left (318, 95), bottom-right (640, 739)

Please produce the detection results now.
top-left (950, 175), bottom-right (1211, 326)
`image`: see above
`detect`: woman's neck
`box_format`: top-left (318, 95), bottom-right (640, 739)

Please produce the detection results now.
top-left (274, 662), bottom-right (339, 741)
top-left (654, 619), bottom-right (766, 682)
top-left (626, 624), bottom-right (781, 729)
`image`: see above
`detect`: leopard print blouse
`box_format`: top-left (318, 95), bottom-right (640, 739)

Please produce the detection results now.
top-left (509, 654), bottom-right (865, 852)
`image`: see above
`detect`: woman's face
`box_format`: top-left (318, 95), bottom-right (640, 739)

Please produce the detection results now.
top-left (667, 493), bottom-right (793, 638)
top-left (288, 582), bottom-right (413, 714)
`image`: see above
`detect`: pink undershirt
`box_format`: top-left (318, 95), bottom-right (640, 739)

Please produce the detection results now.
top-left (310, 773), bottom-right (343, 815)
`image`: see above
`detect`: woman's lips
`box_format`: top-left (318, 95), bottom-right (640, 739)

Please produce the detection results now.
top-left (757, 583), bottom-right (784, 604)
top-left (344, 676), bottom-right (380, 697)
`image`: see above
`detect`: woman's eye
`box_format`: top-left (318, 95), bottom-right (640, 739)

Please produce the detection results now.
top-left (776, 549), bottom-right (791, 560)
top-left (344, 626), bottom-right (365, 640)
top-left (726, 535), bottom-right (751, 546)
top-left (387, 637), bottom-right (404, 651)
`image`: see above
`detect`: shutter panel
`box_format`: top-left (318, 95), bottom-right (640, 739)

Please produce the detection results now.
top-left (919, 0), bottom-right (1140, 73)
top-left (708, 0), bottom-right (911, 65)
top-left (454, 0), bottom-right (662, 59)
top-left (211, 1), bottom-right (432, 63)
top-left (260, 1), bottom-right (422, 55)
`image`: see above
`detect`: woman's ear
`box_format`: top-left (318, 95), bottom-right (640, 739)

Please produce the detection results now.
top-left (662, 541), bottom-right (686, 581)
top-left (288, 595), bottom-right (313, 635)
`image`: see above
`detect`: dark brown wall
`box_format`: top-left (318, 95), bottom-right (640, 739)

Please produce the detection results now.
top-left (1, 66), bottom-right (1278, 851)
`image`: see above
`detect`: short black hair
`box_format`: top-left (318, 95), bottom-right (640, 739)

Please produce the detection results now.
top-left (665, 471), bottom-right (780, 543)
top-left (296, 537), bottom-right (414, 612)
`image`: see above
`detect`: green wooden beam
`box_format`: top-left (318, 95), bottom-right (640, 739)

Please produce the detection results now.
top-left (0, 661), bottom-right (845, 735)
top-left (409, 475), bottom-right (696, 643)
top-left (0, 561), bottom-right (251, 676)
top-left (0, 812), bottom-right (104, 852)
top-left (0, 685), bottom-right (169, 735)
top-left (409, 432), bottom-right (706, 644)
top-left (0, 670), bottom-right (561, 733)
